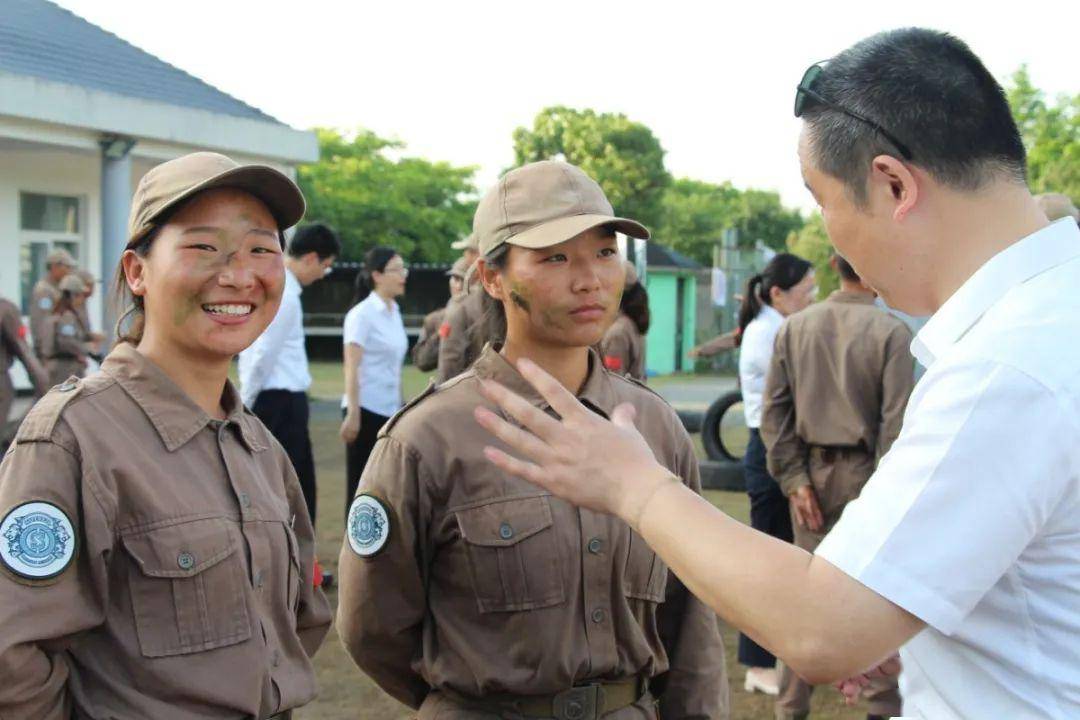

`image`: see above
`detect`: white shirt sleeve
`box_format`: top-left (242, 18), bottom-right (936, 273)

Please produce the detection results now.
top-left (238, 294), bottom-right (299, 408)
top-left (343, 303), bottom-right (372, 349)
top-left (816, 359), bottom-right (1075, 634)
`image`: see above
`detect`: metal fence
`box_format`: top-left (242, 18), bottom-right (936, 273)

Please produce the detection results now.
top-left (693, 230), bottom-right (775, 373)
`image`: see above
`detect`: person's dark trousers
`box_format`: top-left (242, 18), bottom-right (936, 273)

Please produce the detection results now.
top-left (253, 390), bottom-right (318, 528)
top-left (344, 407), bottom-right (392, 521)
top-left (738, 427), bottom-right (795, 668)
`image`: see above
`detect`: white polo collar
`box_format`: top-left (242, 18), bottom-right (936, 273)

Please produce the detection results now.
top-left (912, 218), bottom-right (1080, 367)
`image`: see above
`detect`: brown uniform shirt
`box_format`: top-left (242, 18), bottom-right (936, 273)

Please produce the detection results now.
top-left (337, 345), bottom-right (728, 719)
top-left (0, 297), bottom-right (49, 430)
top-left (0, 343), bottom-right (331, 719)
top-left (601, 313), bottom-right (647, 381)
top-left (42, 309), bottom-right (89, 387)
top-left (760, 291), bottom-right (915, 501)
top-left (412, 296), bottom-right (461, 373)
top-left (30, 278), bottom-right (60, 359)
top-left (436, 289), bottom-right (486, 383)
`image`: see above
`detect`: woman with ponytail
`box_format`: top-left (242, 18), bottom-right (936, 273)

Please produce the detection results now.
top-left (340, 245), bottom-right (408, 520)
top-left (735, 252), bottom-right (815, 695)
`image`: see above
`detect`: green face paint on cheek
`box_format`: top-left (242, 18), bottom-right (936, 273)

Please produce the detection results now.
top-left (172, 293), bottom-right (202, 326)
top-left (509, 281), bottom-right (532, 312)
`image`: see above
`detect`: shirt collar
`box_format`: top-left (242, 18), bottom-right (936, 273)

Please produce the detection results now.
top-left (473, 343), bottom-right (620, 419)
top-left (284, 268), bottom-right (302, 296)
top-left (758, 304), bottom-right (784, 325)
top-left (913, 218), bottom-right (1080, 367)
top-left (362, 292), bottom-right (398, 315)
top-left (827, 290), bottom-right (877, 305)
top-left (102, 343), bottom-right (268, 453)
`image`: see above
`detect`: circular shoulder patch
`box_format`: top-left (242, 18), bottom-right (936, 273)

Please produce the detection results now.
top-left (347, 494), bottom-right (391, 558)
top-left (38, 296), bottom-right (53, 311)
top-left (59, 324), bottom-right (76, 337)
top-left (0, 501), bottom-right (76, 579)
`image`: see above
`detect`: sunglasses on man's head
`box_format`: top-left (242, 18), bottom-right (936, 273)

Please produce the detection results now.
top-left (794, 63), bottom-right (915, 161)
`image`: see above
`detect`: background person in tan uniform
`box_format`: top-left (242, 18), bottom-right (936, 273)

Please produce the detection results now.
top-left (760, 254), bottom-right (914, 720)
top-left (74, 268), bottom-right (106, 363)
top-left (1034, 192), bottom-right (1079, 225)
top-left (29, 248), bottom-right (77, 361)
top-left (40, 273), bottom-right (94, 386)
top-left (412, 256), bottom-right (467, 372)
top-left (337, 160), bottom-right (729, 719)
top-left (0, 292), bottom-right (49, 448)
top-left (600, 261), bottom-right (649, 381)
top-left (0, 152), bottom-right (331, 719)
top-left (436, 269), bottom-right (487, 382)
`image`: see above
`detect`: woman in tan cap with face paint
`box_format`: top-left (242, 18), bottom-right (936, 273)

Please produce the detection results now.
top-left (337, 160), bottom-right (729, 719)
top-left (40, 272), bottom-right (93, 386)
top-left (0, 152), bottom-right (331, 719)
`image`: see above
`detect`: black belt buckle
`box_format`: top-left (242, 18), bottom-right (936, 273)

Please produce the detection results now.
top-left (553, 684), bottom-right (604, 720)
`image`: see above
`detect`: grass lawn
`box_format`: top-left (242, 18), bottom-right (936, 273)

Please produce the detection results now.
top-left (291, 375), bottom-right (867, 720)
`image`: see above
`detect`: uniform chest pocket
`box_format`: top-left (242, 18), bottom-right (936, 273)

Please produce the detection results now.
top-left (455, 496), bottom-right (565, 614)
top-left (121, 518), bottom-right (252, 658)
top-left (623, 529), bottom-right (668, 603)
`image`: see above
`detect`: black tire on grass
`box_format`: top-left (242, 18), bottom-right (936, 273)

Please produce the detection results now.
top-left (701, 390), bottom-right (745, 462)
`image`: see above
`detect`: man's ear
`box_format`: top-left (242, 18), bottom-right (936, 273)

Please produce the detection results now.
top-left (870, 154), bottom-right (919, 222)
top-left (121, 250), bottom-right (148, 298)
top-left (477, 258), bottom-right (504, 301)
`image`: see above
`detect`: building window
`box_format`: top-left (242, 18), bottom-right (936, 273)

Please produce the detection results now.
top-left (18, 194), bottom-right (84, 315)
top-left (20, 193), bottom-right (80, 233)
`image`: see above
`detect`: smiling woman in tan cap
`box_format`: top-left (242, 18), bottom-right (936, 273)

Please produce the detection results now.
top-left (0, 152), bottom-right (331, 719)
top-left (336, 160), bottom-right (729, 719)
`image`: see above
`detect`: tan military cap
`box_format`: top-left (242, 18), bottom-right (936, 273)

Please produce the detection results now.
top-left (451, 233), bottom-right (478, 251)
top-left (446, 256), bottom-right (471, 278)
top-left (473, 161), bottom-right (649, 257)
top-left (1035, 193), bottom-right (1079, 222)
top-left (45, 249), bottom-right (78, 268)
top-left (58, 274), bottom-right (88, 295)
top-left (127, 152), bottom-right (306, 247)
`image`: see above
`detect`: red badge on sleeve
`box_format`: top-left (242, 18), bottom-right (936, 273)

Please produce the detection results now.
top-left (438, 323), bottom-right (451, 339)
top-left (603, 356), bottom-right (623, 372)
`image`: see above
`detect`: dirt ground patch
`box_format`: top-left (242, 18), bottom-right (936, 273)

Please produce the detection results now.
top-left (296, 412), bottom-right (867, 720)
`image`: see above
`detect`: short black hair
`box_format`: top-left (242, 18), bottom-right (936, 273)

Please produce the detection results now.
top-left (288, 222), bottom-right (341, 260)
top-left (803, 28), bottom-right (1027, 205)
top-left (833, 253), bottom-right (860, 282)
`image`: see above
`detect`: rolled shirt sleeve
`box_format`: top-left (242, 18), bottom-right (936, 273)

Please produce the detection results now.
top-left (655, 430), bottom-right (730, 719)
top-left (816, 360), bottom-right (1075, 634)
top-left (760, 324), bottom-right (811, 494)
top-left (336, 436), bottom-right (429, 709)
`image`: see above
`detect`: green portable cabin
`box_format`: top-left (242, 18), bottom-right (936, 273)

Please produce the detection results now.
top-left (643, 243), bottom-right (701, 376)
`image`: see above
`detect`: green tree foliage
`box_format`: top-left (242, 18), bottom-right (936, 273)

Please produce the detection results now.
top-left (512, 106), bottom-right (671, 231)
top-left (1006, 67), bottom-right (1080, 203)
top-left (786, 213), bottom-right (837, 300)
top-left (658, 179), bottom-right (804, 265)
top-left (297, 128), bottom-right (478, 263)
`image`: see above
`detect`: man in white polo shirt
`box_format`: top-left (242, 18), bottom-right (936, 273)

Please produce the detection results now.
top-left (470, 28), bottom-right (1080, 720)
top-left (239, 223), bottom-right (340, 535)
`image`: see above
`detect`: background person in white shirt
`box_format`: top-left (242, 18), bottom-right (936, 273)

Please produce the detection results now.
top-left (472, 28), bottom-right (1080, 720)
top-left (733, 252), bottom-right (814, 695)
top-left (340, 245), bottom-right (408, 520)
top-left (239, 222), bottom-right (339, 530)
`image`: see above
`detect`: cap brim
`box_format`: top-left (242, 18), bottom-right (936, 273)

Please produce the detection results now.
top-left (451, 238), bottom-right (471, 250)
top-left (507, 213), bottom-right (649, 251)
top-left (129, 165), bottom-right (305, 248)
